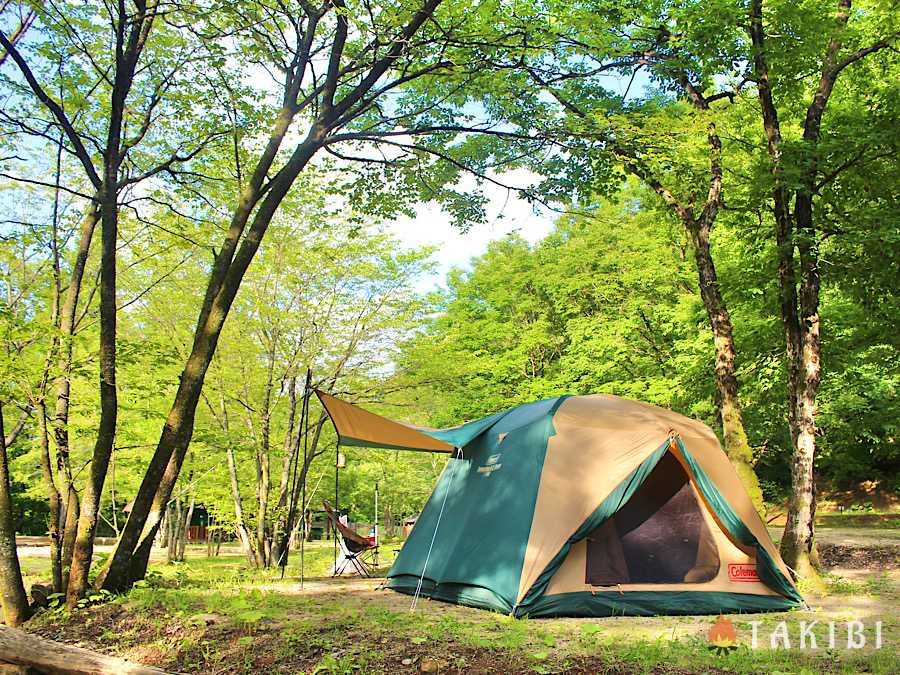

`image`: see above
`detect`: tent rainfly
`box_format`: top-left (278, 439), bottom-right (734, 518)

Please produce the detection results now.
top-left (316, 391), bottom-right (802, 617)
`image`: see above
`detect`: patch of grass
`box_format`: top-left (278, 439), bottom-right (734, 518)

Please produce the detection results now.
top-left (21, 540), bottom-right (899, 675)
top-left (815, 512), bottom-right (900, 530)
top-left (863, 572), bottom-right (892, 596)
top-left (817, 570), bottom-right (892, 597)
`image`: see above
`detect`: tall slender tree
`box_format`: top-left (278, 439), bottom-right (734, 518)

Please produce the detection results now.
top-left (98, 0), bottom-right (545, 591)
top-left (464, 2), bottom-right (764, 503)
top-left (748, 0), bottom-right (897, 578)
top-left (0, 400), bottom-right (30, 626)
top-left (1, 0), bottom-right (226, 603)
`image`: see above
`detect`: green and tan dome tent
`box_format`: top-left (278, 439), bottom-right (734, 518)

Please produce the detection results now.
top-left (316, 391), bottom-right (802, 617)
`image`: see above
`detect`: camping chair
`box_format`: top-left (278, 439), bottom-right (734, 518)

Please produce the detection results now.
top-left (322, 500), bottom-right (378, 577)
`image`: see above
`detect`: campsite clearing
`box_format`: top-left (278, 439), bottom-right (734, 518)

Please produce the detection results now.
top-left (18, 530), bottom-right (899, 675)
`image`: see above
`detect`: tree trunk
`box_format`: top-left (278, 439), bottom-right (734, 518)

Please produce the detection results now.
top-left (158, 508), bottom-right (168, 549)
top-left (778, 143), bottom-right (825, 579)
top-left (777, 180), bottom-right (825, 578)
top-left (620, 117), bottom-right (763, 508)
top-left (2, 0), bottom-right (158, 602)
top-left (688, 217), bottom-right (762, 509)
top-left (287, 416), bottom-right (328, 550)
top-left (225, 446), bottom-right (258, 567)
top-left (166, 498), bottom-right (181, 564)
top-left (67, 189), bottom-right (118, 607)
top-left (205, 518), bottom-right (216, 558)
top-left (60, 487), bottom-right (79, 590)
top-left (55, 203), bottom-right (99, 593)
top-left (383, 503), bottom-right (395, 538)
top-left (100, 0), bottom-right (442, 591)
top-left (270, 377), bottom-right (298, 568)
top-left (0, 402), bottom-right (31, 627)
top-left (749, 0), bottom-right (865, 579)
top-left (780, 395), bottom-right (819, 577)
top-left (0, 624), bottom-right (167, 674)
top-left (99, 133), bottom-right (323, 592)
top-left (254, 346), bottom-right (277, 567)
top-left (176, 493), bottom-right (195, 562)
top-left (37, 401), bottom-right (63, 593)
top-left (36, 132), bottom-right (66, 595)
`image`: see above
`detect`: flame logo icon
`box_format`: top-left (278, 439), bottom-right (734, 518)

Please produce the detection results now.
top-left (707, 615), bottom-right (737, 653)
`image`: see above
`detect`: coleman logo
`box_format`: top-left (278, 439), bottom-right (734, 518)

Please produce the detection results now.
top-left (728, 563), bottom-right (760, 582)
top-left (477, 453), bottom-right (502, 476)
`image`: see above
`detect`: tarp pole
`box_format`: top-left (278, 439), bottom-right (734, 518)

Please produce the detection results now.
top-left (334, 441), bottom-right (339, 572)
top-left (374, 480), bottom-right (379, 568)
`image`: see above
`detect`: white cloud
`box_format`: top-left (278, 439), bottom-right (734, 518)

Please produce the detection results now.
top-left (385, 169), bottom-right (557, 292)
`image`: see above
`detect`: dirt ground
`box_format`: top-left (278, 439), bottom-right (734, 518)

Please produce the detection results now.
top-left (16, 529), bottom-right (900, 674)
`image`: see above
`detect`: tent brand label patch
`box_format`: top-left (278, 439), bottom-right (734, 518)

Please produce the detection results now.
top-left (728, 563), bottom-right (760, 582)
top-left (477, 453), bottom-right (502, 476)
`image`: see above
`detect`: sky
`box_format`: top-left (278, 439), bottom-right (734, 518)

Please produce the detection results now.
top-left (383, 169), bottom-right (557, 292)
top-left (379, 68), bottom-right (655, 293)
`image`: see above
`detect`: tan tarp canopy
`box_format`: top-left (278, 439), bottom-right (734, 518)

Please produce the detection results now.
top-left (315, 390), bottom-right (453, 453)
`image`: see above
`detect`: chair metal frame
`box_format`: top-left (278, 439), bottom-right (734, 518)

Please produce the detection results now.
top-left (323, 500), bottom-right (378, 577)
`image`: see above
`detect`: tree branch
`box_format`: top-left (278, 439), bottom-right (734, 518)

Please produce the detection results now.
top-left (0, 30), bottom-right (102, 188)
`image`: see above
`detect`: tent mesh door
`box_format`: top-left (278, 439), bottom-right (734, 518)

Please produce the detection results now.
top-left (586, 452), bottom-right (719, 585)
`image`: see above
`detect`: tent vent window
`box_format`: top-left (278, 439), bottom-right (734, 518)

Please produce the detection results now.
top-left (585, 452), bottom-right (719, 585)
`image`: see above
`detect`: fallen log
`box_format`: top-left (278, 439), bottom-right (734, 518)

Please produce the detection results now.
top-left (0, 625), bottom-right (169, 674)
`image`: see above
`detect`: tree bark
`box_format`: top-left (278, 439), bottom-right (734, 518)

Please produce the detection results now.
top-left (226, 445), bottom-right (258, 567)
top-left (750, 0), bottom-right (816, 575)
top-left (209, 387), bottom-right (258, 565)
top-left (158, 506), bottom-right (168, 550)
top-left (38, 133), bottom-right (65, 594)
top-left (0, 402), bottom-right (31, 627)
top-left (66, 0), bottom-right (161, 598)
top-left (66, 185), bottom-right (119, 607)
top-left (54, 203), bottom-right (98, 592)
top-left (535, 44), bottom-right (765, 505)
top-left (166, 498), bottom-right (181, 564)
top-left (618, 121), bottom-right (763, 508)
top-left (37, 401), bottom-right (63, 593)
top-left (60, 486), bottom-right (79, 589)
top-left (176, 493), bottom-right (195, 562)
top-left (688, 216), bottom-right (761, 508)
top-left (254, 344), bottom-right (278, 566)
top-left (3, 0), bottom-right (196, 601)
top-left (270, 377), bottom-right (298, 568)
